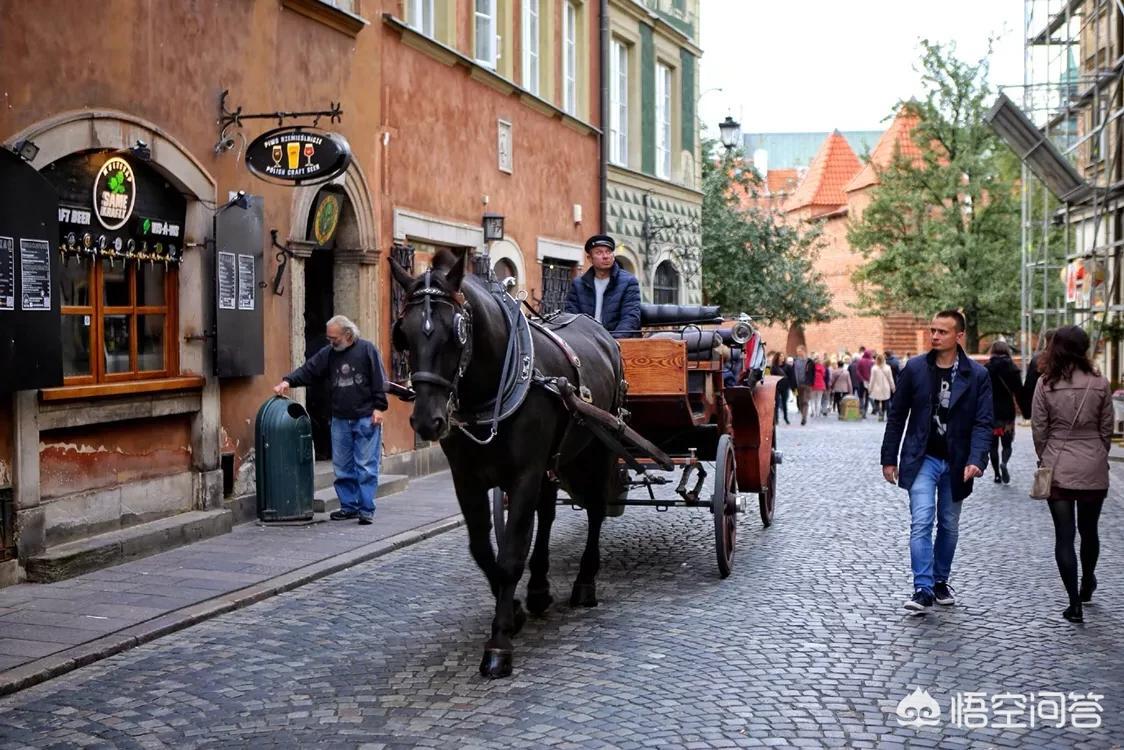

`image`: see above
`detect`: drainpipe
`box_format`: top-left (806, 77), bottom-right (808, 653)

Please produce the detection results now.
top-left (599, 0), bottom-right (609, 233)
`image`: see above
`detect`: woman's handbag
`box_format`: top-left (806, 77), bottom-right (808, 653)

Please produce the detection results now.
top-left (1029, 381), bottom-right (1094, 499)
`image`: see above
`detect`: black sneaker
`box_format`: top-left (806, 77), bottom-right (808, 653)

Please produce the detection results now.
top-left (357, 513), bottom-right (374, 525)
top-left (1000, 464), bottom-right (1010, 484)
top-left (933, 581), bottom-right (956, 605)
top-left (330, 509), bottom-right (359, 521)
top-left (904, 590), bottom-right (934, 614)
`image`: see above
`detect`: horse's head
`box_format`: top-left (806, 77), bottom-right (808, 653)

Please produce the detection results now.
top-left (389, 249), bottom-right (471, 441)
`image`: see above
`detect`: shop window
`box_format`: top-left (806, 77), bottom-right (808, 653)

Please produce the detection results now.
top-left (540, 258), bottom-right (575, 314)
top-left (60, 258), bottom-right (175, 383)
top-left (653, 260), bottom-right (679, 304)
top-left (43, 151), bottom-right (185, 387)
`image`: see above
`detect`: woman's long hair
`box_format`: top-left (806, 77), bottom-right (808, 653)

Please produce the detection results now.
top-left (989, 340), bottom-right (1011, 359)
top-left (1039, 325), bottom-right (1094, 386)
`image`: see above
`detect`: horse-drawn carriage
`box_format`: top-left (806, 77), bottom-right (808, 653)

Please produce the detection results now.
top-left (388, 251), bottom-right (781, 677)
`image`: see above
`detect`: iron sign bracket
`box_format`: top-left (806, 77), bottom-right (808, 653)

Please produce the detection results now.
top-left (270, 228), bottom-right (296, 297)
top-left (216, 89), bottom-right (344, 154)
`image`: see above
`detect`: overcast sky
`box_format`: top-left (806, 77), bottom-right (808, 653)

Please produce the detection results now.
top-left (698, 0), bottom-right (1026, 137)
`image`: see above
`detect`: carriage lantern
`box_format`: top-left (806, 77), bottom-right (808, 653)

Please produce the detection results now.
top-left (482, 212), bottom-right (505, 242)
top-left (718, 116), bottom-right (741, 151)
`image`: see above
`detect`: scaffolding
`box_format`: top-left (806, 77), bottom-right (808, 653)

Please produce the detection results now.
top-left (1019, 0), bottom-right (1124, 380)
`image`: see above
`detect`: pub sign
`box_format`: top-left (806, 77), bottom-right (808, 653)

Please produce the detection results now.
top-left (244, 127), bottom-right (351, 186)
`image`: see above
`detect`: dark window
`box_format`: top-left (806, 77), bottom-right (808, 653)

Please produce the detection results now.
top-left (653, 260), bottom-right (680, 304)
top-left (493, 258), bottom-right (517, 286)
top-left (540, 259), bottom-right (575, 315)
top-left (390, 242), bottom-right (414, 383)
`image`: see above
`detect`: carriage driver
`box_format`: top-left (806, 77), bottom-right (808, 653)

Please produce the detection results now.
top-left (563, 234), bottom-right (642, 338)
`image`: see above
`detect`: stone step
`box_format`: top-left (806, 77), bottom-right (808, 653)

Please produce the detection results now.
top-left (24, 509), bottom-right (233, 584)
top-left (312, 474), bottom-right (409, 513)
top-left (314, 461), bottom-right (335, 491)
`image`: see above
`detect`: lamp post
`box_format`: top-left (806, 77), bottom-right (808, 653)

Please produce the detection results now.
top-left (718, 116), bottom-right (741, 152)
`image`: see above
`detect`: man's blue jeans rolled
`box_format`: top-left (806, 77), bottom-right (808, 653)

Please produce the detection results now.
top-left (908, 455), bottom-right (963, 593)
top-left (330, 417), bottom-right (382, 516)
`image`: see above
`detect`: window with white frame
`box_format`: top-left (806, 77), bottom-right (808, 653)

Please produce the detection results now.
top-left (522, 0), bottom-right (540, 95)
top-left (563, 1), bottom-right (577, 114)
top-left (475, 0), bottom-right (498, 69)
top-left (656, 62), bottom-right (672, 179)
top-left (609, 38), bottom-right (628, 166)
top-left (407, 0), bottom-right (435, 36)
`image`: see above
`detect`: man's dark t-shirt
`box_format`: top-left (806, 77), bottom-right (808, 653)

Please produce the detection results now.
top-left (283, 339), bottom-right (388, 420)
top-left (926, 365), bottom-right (954, 460)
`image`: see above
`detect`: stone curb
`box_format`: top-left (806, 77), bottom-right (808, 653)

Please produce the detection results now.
top-left (0, 515), bottom-right (465, 697)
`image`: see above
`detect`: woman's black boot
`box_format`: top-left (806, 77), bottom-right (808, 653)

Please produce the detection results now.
top-left (1080, 575), bottom-right (1097, 603)
top-left (1063, 601), bottom-right (1084, 623)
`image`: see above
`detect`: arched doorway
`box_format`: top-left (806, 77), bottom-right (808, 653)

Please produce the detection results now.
top-left (653, 260), bottom-right (680, 304)
top-left (302, 186), bottom-right (361, 459)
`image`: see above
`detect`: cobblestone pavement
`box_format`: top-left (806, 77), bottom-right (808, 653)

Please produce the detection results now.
top-left (1, 416), bottom-right (1121, 749)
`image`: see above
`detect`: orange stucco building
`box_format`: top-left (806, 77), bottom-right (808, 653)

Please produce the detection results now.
top-left (0, 0), bottom-right (603, 584)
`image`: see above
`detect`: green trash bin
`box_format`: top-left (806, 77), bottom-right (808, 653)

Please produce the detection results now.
top-left (255, 397), bottom-right (315, 522)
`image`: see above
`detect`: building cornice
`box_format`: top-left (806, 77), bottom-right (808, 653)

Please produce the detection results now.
top-left (608, 0), bottom-right (701, 55)
top-left (608, 163), bottom-right (703, 203)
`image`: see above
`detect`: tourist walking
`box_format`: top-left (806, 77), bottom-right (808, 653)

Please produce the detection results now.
top-left (1031, 325), bottom-right (1113, 623)
top-left (868, 353), bottom-right (895, 421)
top-left (880, 310), bottom-right (992, 615)
top-left (830, 359), bottom-right (852, 413)
top-left (985, 341), bottom-right (1024, 484)
top-left (769, 353), bottom-right (791, 425)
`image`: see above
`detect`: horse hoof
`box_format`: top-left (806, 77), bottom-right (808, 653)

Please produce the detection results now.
top-left (526, 590), bottom-right (554, 617)
top-left (570, 582), bottom-right (598, 608)
top-left (479, 648), bottom-right (513, 678)
top-left (512, 600), bottom-right (527, 636)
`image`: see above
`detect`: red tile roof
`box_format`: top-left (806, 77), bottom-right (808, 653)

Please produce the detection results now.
top-left (766, 168), bottom-right (800, 195)
top-left (845, 107), bottom-right (923, 193)
top-left (783, 130), bottom-right (862, 214)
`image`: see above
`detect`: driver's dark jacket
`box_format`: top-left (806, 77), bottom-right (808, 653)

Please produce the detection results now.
top-left (880, 347), bottom-right (993, 502)
top-left (283, 339), bottom-right (388, 420)
top-left (563, 261), bottom-right (641, 338)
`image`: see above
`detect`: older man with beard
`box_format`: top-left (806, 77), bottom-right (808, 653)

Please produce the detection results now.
top-left (274, 315), bottom-right (388, 524)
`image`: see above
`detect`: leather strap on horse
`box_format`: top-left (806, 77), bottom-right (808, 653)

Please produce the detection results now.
top-left (554, 377), bottom-right (674, 471)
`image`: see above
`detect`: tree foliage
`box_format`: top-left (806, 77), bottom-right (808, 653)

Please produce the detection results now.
top-left (847, 40), bottom-right (1020, 352)
top-left (700, 142), bottom-right (833, 327)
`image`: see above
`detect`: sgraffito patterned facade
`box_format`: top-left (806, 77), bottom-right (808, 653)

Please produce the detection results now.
top-left (606, 0), bottom-right (703, 304)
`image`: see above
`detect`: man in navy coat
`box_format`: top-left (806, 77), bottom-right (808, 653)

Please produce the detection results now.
top-left (563, 234), bottom-right (641, 338)
top-left (881, 309), bottom-right (993, 615)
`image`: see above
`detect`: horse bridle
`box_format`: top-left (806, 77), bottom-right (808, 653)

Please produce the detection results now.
top-left (393, 269), bottom-right (473, 396)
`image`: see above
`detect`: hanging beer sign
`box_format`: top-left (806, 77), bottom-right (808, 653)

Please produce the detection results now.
top-left (244, 126), bottom-right (352, 186)
top-left (93, 156), bottom-right (137, 230)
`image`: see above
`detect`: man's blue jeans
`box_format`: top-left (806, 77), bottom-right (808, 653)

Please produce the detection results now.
top-left (330, 417), bottom-right (382, 516)
top-left (908, 456), bottom-right (963, 593)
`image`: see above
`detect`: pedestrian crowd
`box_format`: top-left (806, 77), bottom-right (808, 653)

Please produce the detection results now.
top-left (764, 345), bottom-right (906, 425)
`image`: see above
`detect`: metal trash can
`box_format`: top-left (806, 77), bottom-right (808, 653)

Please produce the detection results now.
top-left (255, 397), bottom-right (315, 522)
top-left (839, 394), bottom-right (862, 421)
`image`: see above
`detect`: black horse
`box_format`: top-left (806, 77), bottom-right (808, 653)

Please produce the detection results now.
top-left (389, 249), bottom-right (624, 678)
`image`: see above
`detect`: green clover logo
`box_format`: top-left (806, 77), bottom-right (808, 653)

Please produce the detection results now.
top-left (142, 218), bottom-right (151, 234)
top-left (108, 170), bottom-right (126, 194)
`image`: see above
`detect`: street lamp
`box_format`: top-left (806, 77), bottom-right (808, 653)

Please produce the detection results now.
top-left (482, 212), bottom-right (505, 242)
top-left (718, 116), bottom-right (741, 151)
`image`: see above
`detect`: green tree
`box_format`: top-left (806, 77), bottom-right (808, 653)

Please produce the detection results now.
top-left (700, 141), bottom-right (832, 328)
top-left (848, 40), bottom-right (1020, 352)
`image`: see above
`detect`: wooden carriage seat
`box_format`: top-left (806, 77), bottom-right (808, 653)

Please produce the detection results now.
top-left (649, 329), bottom-right (722, 406)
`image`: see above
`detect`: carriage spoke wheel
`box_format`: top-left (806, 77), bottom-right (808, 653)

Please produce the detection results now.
top-left (759, 427), bottom-right (777, 527)
top-left (491, 487), bottom-right (507, 555)
top-left (712, 434), bottom-right (737, 578)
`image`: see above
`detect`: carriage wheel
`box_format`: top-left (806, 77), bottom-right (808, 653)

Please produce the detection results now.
top-left (759, 427), bottom-right (777, 527)
top-left (491, 487), bottom-right (507, 553)
top-left (712, 434), bottom-right (737, 578)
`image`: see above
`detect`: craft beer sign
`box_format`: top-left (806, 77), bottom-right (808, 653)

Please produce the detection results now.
top-left (245, 126), bottom-right (351, 186)
top-left (94, 156), bottom-right (136, 230)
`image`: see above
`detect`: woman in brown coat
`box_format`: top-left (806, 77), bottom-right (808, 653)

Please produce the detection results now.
top-left (1031, 325), bottom-right (1113, 623)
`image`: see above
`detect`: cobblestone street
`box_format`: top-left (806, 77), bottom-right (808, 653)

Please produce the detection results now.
top-left (1, 416), bottom-right (1121, 749)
